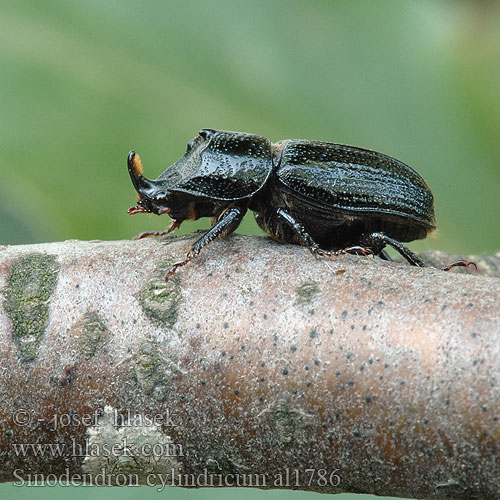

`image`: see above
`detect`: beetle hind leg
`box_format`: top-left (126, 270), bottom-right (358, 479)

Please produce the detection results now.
top-left (359, 232), bottom-right (425, 267)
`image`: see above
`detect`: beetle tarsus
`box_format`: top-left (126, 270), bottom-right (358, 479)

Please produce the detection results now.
top-left (312, 246), bottom-right (374, 258)
top-left (166, 258), bottom-right (191, 281)
top-left (134, 230), bottom-right (170, 240)
top-left (134, 220), bottom-right (181, 240)
top-left (441, 260), bottom-right (477, 272)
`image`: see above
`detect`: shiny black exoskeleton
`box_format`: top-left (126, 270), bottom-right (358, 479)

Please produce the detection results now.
top-left (128, 129), bottom-right (472, 279)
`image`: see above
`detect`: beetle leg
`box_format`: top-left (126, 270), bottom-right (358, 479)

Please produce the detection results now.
top-left (360, 232), bottom-right (425, 267)
top-left (441, 260), bottom-right (477, 272)
top-left (379, 249), bottom-right (392, 262)
top-left (313, 246), bottom-right (374, 258)
top-left (275, 208), bottom-right (374, 259)
top-left (134, 220), bottom-right (181, 240)
top-left (166, 207), bottom-right (247, 281)
top-left (275, 208), bottom-right (317, 248)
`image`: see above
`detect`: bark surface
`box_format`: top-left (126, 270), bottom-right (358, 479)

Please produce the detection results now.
top-left (0, 234), bottom-right (499, 498)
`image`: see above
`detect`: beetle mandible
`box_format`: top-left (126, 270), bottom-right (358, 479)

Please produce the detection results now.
top-left (128, 129), bottom-right (474, 279)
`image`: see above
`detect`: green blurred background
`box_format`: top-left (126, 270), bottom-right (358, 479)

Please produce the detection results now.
top-left (1, 1), bottom-right (499, 499)
top-left (1, 0), bottom-right (500, 255)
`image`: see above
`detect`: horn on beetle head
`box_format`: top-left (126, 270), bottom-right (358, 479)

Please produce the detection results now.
top-left (127, 151), bottom-right (163, 197)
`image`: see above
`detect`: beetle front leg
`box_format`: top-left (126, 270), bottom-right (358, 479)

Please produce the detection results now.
top-left (166, 207), bottom-right (247, 281)
top-left (134, 220), bottom-right (181, 240)
top-left (276, 208), bottom-right (374, 259)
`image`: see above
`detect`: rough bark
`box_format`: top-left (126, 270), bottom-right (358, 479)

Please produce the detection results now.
top-left (0, 234), bottom-right (499, 498)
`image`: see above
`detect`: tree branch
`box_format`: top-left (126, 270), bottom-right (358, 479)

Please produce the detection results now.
top-left (0, 234), bottom-right (499, 498)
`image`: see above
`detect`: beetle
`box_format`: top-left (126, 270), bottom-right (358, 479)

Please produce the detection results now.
top-left (128, 129), bottom-right (474, 280)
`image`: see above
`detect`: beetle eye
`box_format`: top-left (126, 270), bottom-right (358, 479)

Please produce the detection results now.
top-left (199, 129), bottom-right (215, 140)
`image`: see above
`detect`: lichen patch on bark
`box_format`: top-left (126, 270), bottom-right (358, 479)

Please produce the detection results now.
top-left (3, 253), bottom-right (58, 361)
top-left (71, 310), bottom-right (110, 359)
top-left (133, 341), bottom-right (183, 398)
top-left (295, 281), bottom-right (320, 305)
top-left (262, 394), bottom-right (316, 447)
top-left (136, 260), bottom-right (181, 328)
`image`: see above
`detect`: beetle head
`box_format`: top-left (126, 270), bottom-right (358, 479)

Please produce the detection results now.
top-left (128, 130), bottom-right (217, 217)
top-left (127, 128), bottom-right (269, 220)
top-left (127, 151), bottom-right (172, 216)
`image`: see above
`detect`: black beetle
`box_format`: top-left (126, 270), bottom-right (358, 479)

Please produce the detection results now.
top-left (128, 129), bottom-right (474, 279)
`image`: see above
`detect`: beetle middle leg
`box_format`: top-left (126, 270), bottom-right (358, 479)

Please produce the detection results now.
top-left (166, 207), bottom-right (247, 280)
top-left (275, 208), bottom-right (374, 259)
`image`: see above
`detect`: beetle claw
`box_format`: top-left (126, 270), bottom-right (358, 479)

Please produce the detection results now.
top-left (441, 260), bottom-right (477, 272)
top-left (165, 259), bottom-right (188, 281)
